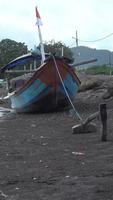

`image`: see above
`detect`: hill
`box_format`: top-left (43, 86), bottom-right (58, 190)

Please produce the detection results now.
top-left (71, 46), bottom-right (113, 68)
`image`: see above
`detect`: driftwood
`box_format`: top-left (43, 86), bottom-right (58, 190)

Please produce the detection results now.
top-left (72, 112), bottom-right (99, 134)
top-left (83, 111), bottom-right (99, 125)
top-left (72, 103), bottom-right (108, 142)
top-left (72, 122), bottom-right (97, 134)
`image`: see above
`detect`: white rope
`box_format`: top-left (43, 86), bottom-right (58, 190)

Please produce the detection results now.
top-left (53, 56), bottom-right (82, 121)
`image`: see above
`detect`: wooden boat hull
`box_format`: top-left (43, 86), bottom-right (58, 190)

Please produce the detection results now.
top-left (9, 57), bottom-right (80, 113)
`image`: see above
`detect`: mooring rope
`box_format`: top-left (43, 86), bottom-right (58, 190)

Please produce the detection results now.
top-left (53, 56), bottom-right (82, 121)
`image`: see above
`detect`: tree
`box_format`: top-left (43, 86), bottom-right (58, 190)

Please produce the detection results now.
top-left (43, 40), bottom-right (73, 61)
top-left (0, 39), bottom-right (28, 67)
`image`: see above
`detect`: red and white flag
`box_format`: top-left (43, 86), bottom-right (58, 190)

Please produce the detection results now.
top-left (35, 6), bottom-right (43, 26)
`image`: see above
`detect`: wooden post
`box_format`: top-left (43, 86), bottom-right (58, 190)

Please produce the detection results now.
top-left (99, 103), bottom-right (107, 141)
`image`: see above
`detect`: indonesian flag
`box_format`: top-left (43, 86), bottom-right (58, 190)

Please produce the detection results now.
top-left (35, 6), bottom-right (43, 26)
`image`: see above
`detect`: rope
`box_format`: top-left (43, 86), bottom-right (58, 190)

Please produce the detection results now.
top-left (53, 56), bottom-right (82, 121)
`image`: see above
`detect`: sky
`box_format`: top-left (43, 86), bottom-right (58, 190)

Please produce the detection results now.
top-left (1, 0), bottom-right (113, 51)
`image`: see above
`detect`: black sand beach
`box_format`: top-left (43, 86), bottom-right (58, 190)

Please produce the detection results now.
top-left (0, 75), bottom-right (113, 200)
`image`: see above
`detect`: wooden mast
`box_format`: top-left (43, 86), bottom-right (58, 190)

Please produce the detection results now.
top-left (35, 6), bottom-right (45, 64)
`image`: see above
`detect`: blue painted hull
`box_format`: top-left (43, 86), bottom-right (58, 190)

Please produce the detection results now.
top-left (9, 58), bottom-right (80, 113)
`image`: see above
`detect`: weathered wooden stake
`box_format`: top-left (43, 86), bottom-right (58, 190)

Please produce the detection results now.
top-left (99, 103), bottom-right (107, 141)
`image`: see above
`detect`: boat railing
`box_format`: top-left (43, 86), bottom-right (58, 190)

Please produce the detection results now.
top-left (5, 69), bottom-right (37, 73)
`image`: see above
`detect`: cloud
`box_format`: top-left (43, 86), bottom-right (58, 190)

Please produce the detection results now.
top-left (0, 0), bottom-right (113, 50)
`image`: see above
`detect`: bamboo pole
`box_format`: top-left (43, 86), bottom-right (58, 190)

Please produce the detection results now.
top-left (99, 103), bottom-right (107, 141)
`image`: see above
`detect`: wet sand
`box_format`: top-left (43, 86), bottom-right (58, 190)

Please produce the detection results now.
top-left (0, 74), bottom-right (113, 200)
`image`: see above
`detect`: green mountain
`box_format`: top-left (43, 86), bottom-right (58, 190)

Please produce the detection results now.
top-left (71, 46), bottom-right (113, 67)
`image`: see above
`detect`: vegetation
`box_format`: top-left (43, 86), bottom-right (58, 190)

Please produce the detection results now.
top-left (43, 40), bottom-right (73, 61)
top-left (0, 39), bottom-right (73, 68)
top-left (1, 38), bottom-right (113, 76)
top-left (79, 65), bottom-right (113, 75)
top-left (0, 39), bottom-right (73, 79)
top-left (0, 39), bottom-right (28, 67)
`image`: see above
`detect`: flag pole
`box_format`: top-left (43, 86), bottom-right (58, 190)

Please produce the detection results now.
top-left (35, 7), bottom-right (45, 64)
top-left (38, 25), bottom-right (45, 63)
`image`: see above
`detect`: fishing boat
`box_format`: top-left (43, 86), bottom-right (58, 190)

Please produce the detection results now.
top-left (0, 54), bottom-right (97, 114)
top-left (0, 52), bottom-right (81, 113)
top-left (0, 7), bottom-right (81, 113)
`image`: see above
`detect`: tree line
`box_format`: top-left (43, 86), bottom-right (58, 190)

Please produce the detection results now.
top-left (0, 39), bottom-right (73, 67)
